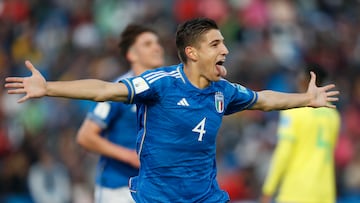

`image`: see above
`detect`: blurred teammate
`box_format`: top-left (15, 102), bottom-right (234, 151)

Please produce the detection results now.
top-left (261, 66), bottom-right (340, 203)
top-left (76, 24), bottom-right (164, 203)
top-left (5, 18), bottom-right (339, 202)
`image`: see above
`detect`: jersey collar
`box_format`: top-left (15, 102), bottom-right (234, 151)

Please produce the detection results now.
top-left (177, 63), bottom-right (217, 94)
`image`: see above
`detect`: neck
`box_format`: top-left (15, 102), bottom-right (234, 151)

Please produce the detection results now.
top-left (183, 63), bottom-right (210, 89)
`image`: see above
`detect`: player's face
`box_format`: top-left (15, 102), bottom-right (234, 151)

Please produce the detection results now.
top-left (194, 29), bottom-right (229, 81)
top-left (129, 32), bottom-right (164, 69)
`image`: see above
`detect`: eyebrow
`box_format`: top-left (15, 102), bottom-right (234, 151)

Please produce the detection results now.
top-left (209, 39), bottom-right (224, 45)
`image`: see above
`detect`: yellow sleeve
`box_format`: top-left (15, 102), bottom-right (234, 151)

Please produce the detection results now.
top-left (262, 111), bottom-right (296, 195)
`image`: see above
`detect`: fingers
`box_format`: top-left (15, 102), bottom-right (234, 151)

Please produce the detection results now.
top-left (7, 88), bottom-right (29, 103)
top-left (326, 89), bottom-right (339, 106)
top-left (322, 84), bottom-right (336, 91)
top-left (5, 77), bottom-right (24, 83)
top-left (18, 95), bottom-right (29, 103)
top-left (25, 60), bottom-right (37, 73)
top-left (327, 90), bottom-right (339, 97)
top-left (327, 97), bottom-right (339, 102)
top-left (4, 82), bottom-right (24, 88)
top-left (326, 103), bottom-right (336, 109)
top-left (309, 71), bottom-right (316, 85)
top-left (7, 89), bottom-right (27, 94)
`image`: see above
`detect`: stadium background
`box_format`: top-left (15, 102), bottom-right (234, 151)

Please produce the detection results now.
top-left (1, 0), bottom-right (360, 202)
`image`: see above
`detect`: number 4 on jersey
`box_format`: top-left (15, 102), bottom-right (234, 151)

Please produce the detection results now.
top-left (192, 117), bottom-right (206, 141)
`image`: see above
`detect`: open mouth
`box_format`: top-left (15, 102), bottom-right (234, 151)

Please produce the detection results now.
top-left (216, 61), bottom-right (224, 66)
top-left (215, 60), bottom-right (227, 77)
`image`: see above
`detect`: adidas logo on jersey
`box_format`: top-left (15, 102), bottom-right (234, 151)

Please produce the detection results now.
top-left (177, 98), bottom-right (189, 106)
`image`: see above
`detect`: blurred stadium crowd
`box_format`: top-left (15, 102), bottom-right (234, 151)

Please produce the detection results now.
top-left (1, 0), bottom-right (360, 203)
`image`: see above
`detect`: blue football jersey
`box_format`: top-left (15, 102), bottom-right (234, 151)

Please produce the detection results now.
top-left (121, 64), bottom-right (258, 202)
top-left (87, 71), bottom-right (139, 188)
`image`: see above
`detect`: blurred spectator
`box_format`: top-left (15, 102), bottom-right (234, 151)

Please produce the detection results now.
top-left (0, 0), bottom-right (30, 24)
top-left (27, 148), bottom-right (71, 203)
top-left (0, 149), bottom-right (31, 203)
top-left (173, 0), bottom-right (199, 22)
top-left (343, 145), bottom-right (360, 196)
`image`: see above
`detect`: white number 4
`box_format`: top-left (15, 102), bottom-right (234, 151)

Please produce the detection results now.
top-left (192, 117), bottom-right (206, 141)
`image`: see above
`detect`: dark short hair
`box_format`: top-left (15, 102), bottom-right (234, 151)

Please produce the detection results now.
top-left (176, 18), bottom-right (219, 63)
top-left (118, 24), bottom-right (157, 59)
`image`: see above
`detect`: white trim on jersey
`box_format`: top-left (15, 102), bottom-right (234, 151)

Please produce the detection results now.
top-left (115, 71), bottom-right (135, 103)
top-left (138, 105), bottom-right (148, 157)
top-left (142, 72), bottom-right (162, 81)
top-left (123, 78), bottom-right (135, 104)
top-left (143, 70), bottom-right (182, 84)
top-left (243, 91), bottom-right (258, 109)
top-left (177, 65), bottom-right (186, 84)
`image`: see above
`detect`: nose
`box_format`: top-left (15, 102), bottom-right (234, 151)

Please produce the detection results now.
top-left (221, 44), bottom-right (229, 55)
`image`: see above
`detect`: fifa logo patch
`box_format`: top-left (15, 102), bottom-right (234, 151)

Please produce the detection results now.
top-left (132, 77), bottom-right (149, 94)
top-left (215, 92), bottom-right (224, 113)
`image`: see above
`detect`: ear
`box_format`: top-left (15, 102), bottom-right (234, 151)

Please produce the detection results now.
top-left (185, 46), bottom-right (198, 61)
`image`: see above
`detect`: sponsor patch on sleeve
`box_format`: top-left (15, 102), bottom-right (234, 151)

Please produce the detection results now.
top-left (94, 102), bottom-right (111, 119)
top-left (235, 84), bottom-right (248, 94)
top-left (132, 77), bottom-right (150, 94)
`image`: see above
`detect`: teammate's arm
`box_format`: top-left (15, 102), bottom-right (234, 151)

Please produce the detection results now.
top-left (251, 72), bottom-right (338, 111)
top-left (77, 119), bottom-right (140, 168)
top-left (5, 60), bottom-right (129, 103)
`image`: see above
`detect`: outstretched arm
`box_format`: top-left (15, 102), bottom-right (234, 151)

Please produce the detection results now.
top-left (5, 60), bottom-right (129, 103)
top-left (251, 72), bottom-right (339, 111)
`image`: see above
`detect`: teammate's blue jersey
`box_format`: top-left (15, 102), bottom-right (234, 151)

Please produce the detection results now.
top-left (121, 64), bottom-right (258, 202)
top-left (87, 71), bottom-right (139, 188)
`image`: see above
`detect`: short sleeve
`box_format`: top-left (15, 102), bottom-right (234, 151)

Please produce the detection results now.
top-left (87, 101), bottom-right (123, 129)
top-left (225, 83), bottom-right (258, 115)
top-left (120, 75), bottom-right (159, 104)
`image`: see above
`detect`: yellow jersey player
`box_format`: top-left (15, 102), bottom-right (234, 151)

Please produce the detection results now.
top-left (261, 66), bottom-right (340, 203)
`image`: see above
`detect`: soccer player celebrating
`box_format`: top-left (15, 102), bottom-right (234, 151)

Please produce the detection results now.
top-left (76, 24), bottom-right (164, 203)
top-left (5, 18), bottom-right (339, 203)
top-left (261, 66), bottom-right (340, 203)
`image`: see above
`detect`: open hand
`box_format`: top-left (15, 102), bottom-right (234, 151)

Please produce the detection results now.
top-left (306, 71), bottom-right (339, 108)
top-left (5, 60), bottom-right (47, 103)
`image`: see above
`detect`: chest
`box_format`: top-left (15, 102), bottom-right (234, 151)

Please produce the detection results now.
top-left (147, 90), bottom-right (227, 144)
